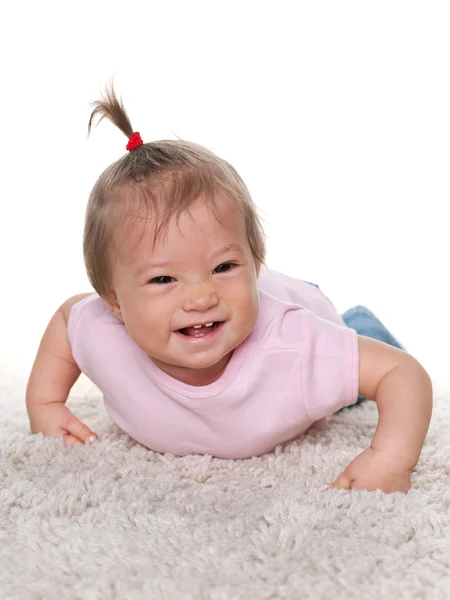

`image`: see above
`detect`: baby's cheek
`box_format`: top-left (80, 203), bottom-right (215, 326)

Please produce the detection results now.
top-left (242, 295), bottom-right (259, 333)
top-left (249, 286), bottom-right (260, 319)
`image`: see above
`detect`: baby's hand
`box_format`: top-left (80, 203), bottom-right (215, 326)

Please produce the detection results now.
top-left (329, 446), bottom-right (412, 493)
top-left (28, 402), bottom-right (98, 447)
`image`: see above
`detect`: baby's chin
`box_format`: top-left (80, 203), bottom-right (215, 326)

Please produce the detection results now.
top-left (151, 350), bottom-right (234, 386)
top-left (172, 347), bottom-right (235, 371)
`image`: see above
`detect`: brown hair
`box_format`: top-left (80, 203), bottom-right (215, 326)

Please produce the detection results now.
top-left (84, 81), bottom-right (267, 299)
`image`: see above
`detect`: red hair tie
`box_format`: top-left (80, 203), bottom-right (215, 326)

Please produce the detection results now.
top-left (126, 132), bottom-right (143, 151)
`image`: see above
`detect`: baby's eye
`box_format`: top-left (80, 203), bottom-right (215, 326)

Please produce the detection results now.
top-left (214, 262), bottom-right (237, 273)
top-left (148, 263), bottom-right (237, 284)
top-left (148, 276), bottom-right (174, 285)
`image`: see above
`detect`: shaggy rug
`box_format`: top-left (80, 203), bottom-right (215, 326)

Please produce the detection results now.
top-left (1, 365), bottom-right (449, 600)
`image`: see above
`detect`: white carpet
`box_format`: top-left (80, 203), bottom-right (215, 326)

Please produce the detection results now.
top-left (1, 366), bottom-right (450, 600)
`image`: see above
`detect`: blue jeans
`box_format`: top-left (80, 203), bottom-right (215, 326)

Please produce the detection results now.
top-left (303, 281), bottom-right (406, 407)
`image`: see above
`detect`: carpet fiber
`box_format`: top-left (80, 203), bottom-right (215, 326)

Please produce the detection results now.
top-left (1, 367), bottom-right (450, 599)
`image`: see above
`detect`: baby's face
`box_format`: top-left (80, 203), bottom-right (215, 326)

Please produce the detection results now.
top-left (104, 193), bottom-right (260, 386)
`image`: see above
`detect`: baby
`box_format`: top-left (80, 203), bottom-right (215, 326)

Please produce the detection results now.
top-left (26, 83), bottom-right (433, 493)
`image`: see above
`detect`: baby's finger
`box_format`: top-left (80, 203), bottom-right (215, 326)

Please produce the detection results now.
top-left (63, 433), bottom-right (82, 447)
top-left (330, 471), bottom-right (353, 490)
top-left (66, 415), bottom-right (97, 445)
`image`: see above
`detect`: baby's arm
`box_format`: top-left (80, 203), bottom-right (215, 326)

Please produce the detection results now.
top-left (26, 293), bottom-right (98, 446)
top-left (331, 336), bottom-right (433, 493)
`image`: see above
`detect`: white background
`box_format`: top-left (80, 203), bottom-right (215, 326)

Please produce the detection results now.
top-left (1, 1), bottom-right (449, 386)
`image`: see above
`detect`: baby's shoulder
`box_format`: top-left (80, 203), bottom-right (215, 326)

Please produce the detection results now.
top-left (60, 293), bottom-right (96, 323)
top-left (249, 289), bottom-right (306, 348)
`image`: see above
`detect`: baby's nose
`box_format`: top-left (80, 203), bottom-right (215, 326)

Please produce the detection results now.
top-left (182, 287), bottom-right (219, 311)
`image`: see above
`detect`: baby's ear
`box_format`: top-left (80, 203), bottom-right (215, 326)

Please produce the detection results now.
top-left (101, 294), bottom-right (123, 321)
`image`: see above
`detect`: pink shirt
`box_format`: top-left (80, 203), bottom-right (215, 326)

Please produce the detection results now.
top-left (68, 266), bottom-right (359, 458)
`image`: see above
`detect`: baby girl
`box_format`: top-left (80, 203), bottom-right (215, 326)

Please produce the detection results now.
top-left (26, 83), bottom-right (433, 493)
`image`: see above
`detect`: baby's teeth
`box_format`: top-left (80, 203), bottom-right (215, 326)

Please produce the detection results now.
top-left (193, 322), bottom-right (214, 328)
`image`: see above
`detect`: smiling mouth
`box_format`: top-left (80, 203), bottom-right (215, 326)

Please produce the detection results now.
top-left (178, 322), bottom-right (223, 336)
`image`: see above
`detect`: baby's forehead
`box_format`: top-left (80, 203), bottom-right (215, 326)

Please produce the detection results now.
top-left (113, 196), bottom-right (246, 262)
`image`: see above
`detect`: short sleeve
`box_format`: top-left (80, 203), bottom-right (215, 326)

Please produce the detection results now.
top-left (298, 309), bottom-right (360, 421)
top-left (67, 302), bottom-right (82, 351)
top-left (67, 295), bottom-right (96, 354)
